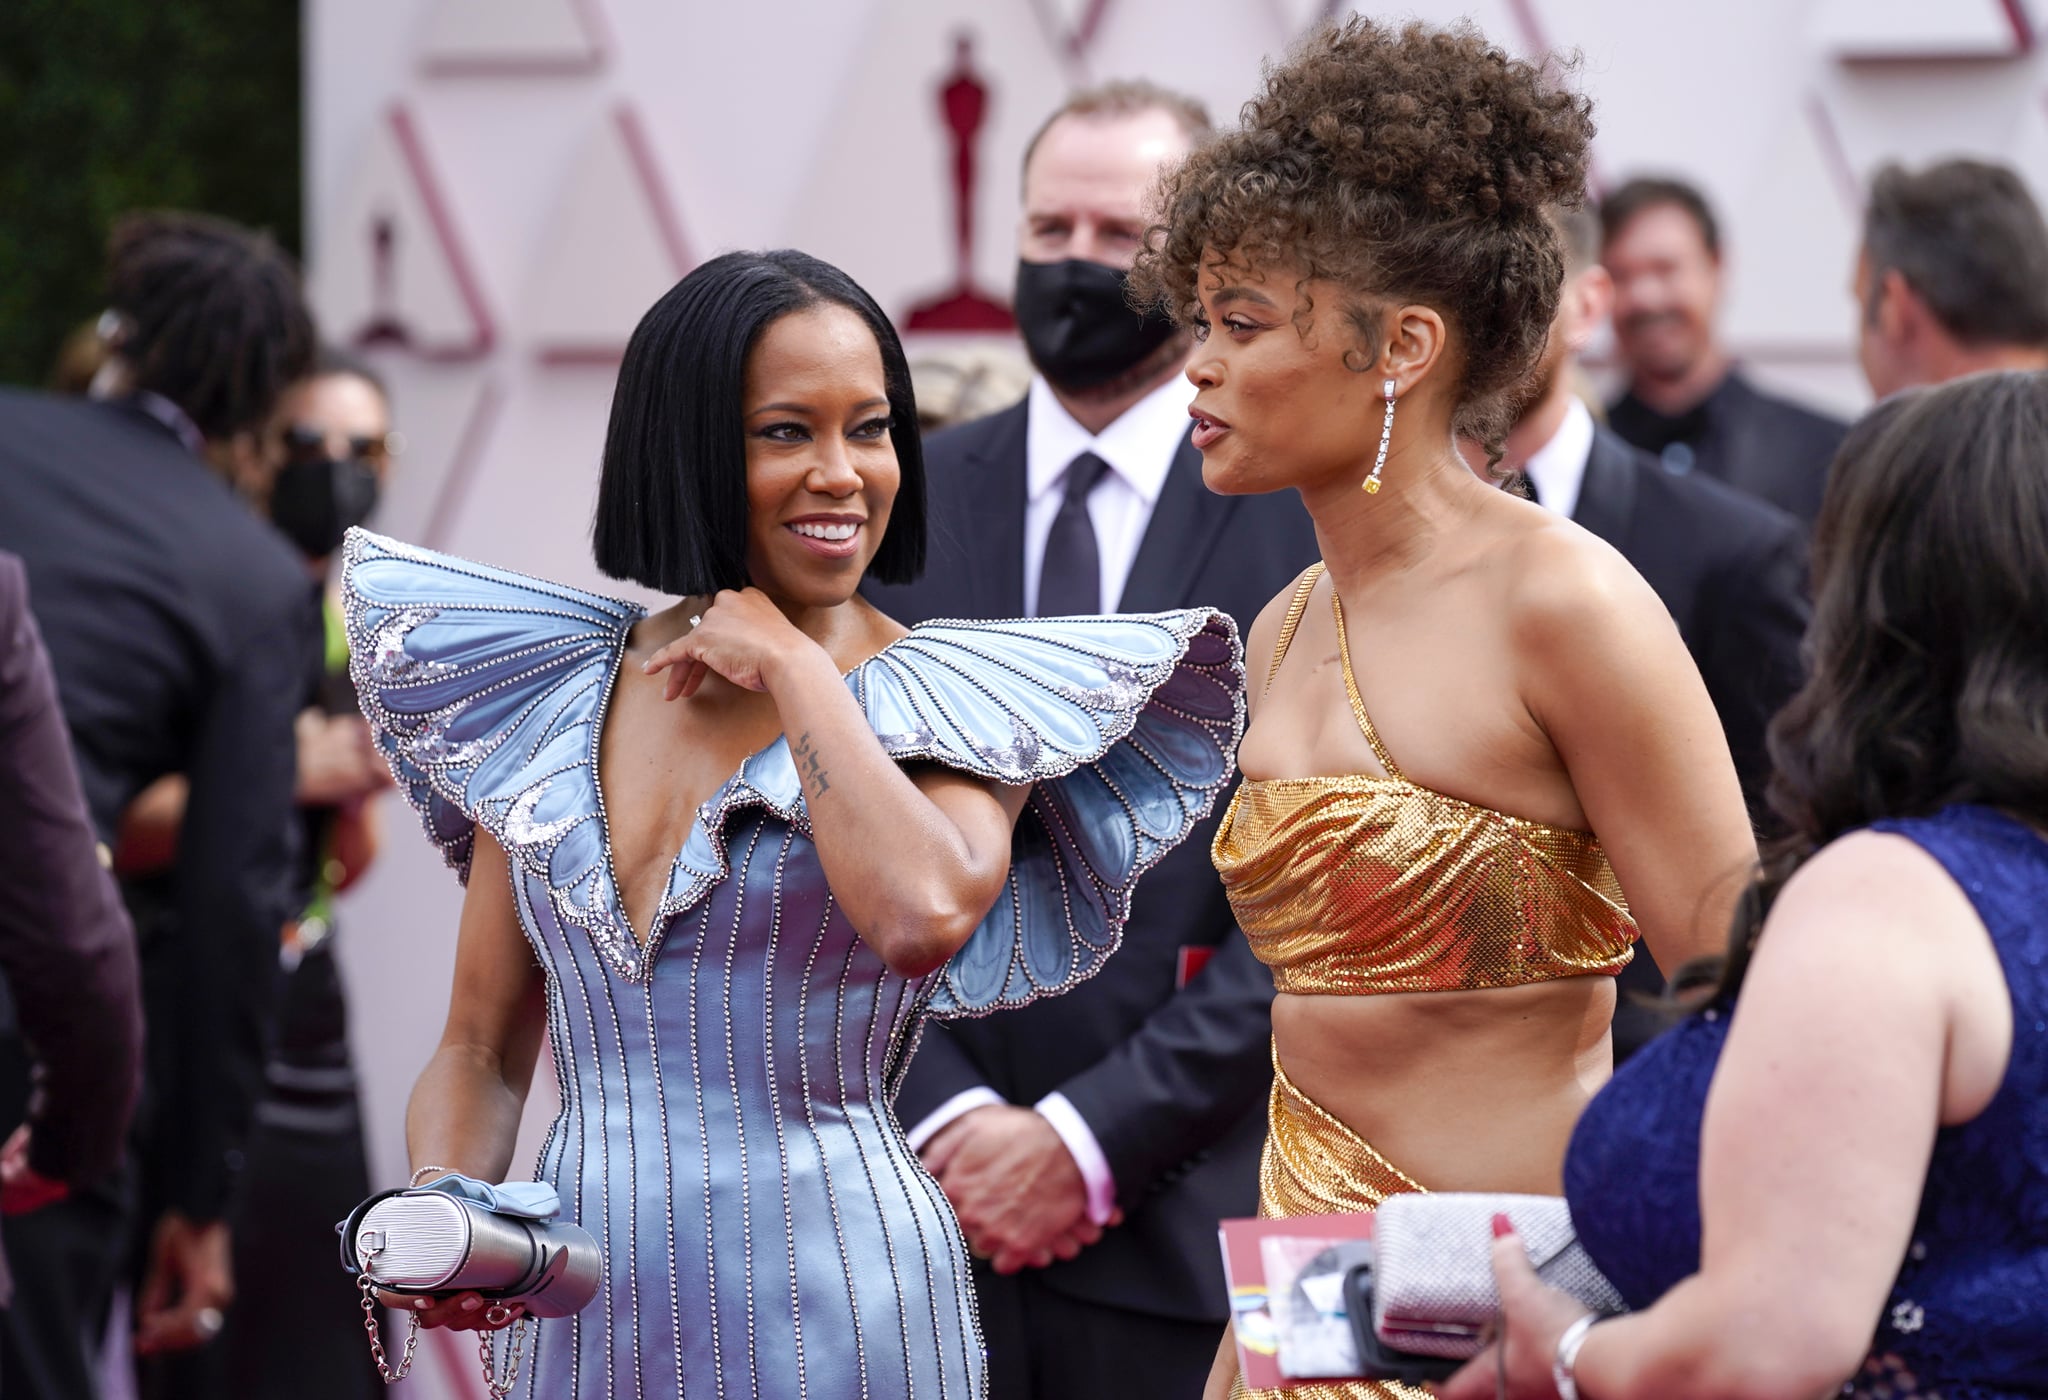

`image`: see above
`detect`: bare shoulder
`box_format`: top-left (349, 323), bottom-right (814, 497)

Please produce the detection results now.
top-left (1496, 515), bottom-right (1667, 649)
top-left (1763, 830), bottom-right (1984, 963)
top-left (1739, 832), bottom-right (1994, 1035)
top-left (1732, 830), bottom-right (1999, 1114)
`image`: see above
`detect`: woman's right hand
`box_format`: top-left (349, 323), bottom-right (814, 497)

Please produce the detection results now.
top-left (1430, 1219), bottom-right (1594, 1400)
top-left (641, 588), bottom-right (822, 701)
top-left (378, 1290), bottom-right (527, 1333)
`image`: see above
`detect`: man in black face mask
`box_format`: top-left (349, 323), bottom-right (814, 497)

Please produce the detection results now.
top-left (866, 81), bottom-right (1319, 1400)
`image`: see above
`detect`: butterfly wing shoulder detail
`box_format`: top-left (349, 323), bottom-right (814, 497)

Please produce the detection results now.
top-left (853, 611), bottom-right (1245, 1017)
top-left (340, 528), bottom-right (653, 973)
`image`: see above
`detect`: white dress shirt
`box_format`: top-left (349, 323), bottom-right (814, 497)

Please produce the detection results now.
top-left (1022, 373), bottom-right (1196, 615)
top-left (1520, 396), bottom-right (1596, 521)
top-left (904, 371), bottom-right (1195, 1227)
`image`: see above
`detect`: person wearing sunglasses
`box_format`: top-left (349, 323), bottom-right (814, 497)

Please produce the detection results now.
top-left (266, 360), bottom-right (400, 566)
top-left (116, 346), bottom-right (398, 1400)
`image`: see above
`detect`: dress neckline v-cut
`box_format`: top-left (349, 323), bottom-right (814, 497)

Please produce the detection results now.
top-left (586, 614), bottom-right (914, 954)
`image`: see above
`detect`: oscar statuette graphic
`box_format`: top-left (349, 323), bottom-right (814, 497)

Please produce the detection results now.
top-left (357, 215), bottom-right (412, 348)
top-left (311, 107), bottom-right (493, 361)
top-left (904, 33), bottom-right (1014, 332)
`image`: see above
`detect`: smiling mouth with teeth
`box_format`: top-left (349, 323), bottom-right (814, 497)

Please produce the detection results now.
top-left (789, 521), bottom-right (861, 541)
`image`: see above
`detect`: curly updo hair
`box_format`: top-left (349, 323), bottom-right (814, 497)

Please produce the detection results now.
top-left (1132, 18), bottom-right (1594, 453)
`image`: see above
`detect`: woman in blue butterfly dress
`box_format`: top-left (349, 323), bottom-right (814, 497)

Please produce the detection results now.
top-left (341, 249), bottom-right (1243, 1400)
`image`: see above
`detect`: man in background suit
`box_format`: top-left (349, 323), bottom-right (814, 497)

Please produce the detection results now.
top-left (0, 552), bottom-right (145, 1302)
top-left (0, 212), bottom-right (316, 1396)
top-left (1853, 158), bottom-right (2048, 398)
top-left (1483, 204), bottom-right (1809, 1060)
top-left (867, 82), bottom-right (1318, 1400)
top-left (1602, 177), bottom-right (1848, 525)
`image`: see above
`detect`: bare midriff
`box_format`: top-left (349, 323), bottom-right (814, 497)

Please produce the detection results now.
top-left (1270, 977), bottom-right (1616, 1193)
top-left (1218, 563), bottom-right (1639, 1201)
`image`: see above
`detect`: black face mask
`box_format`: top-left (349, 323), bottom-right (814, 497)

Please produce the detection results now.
top-left (270, 455), bottom-right (381, 559)
top-left (1012, 258), bottom-right (1179, 393)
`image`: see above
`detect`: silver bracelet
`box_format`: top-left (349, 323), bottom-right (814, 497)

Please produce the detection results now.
top-left (410, 1164), bottom-right (452, 1187)
top-left (1553, 1312), bottom-right (1600, 1400)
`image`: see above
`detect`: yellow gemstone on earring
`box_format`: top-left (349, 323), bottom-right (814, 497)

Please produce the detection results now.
top-left (1363, 477), bottom-right (1381, 494)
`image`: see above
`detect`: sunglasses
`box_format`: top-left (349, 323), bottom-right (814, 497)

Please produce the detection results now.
top-left (280, 423), bottom-right (401, 470)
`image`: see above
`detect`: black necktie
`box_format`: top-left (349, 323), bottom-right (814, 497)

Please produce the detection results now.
top-left (1037, 451), bottom-right (1111, 616)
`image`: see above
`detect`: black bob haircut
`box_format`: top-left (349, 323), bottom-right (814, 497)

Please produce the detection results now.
top-left (592, 249), bottom-right (926, 596)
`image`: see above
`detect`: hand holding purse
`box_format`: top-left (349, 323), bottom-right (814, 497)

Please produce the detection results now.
top-left (337, 1172), bottom-right (602, 1397)
top-left (1365, 1193), bottom-right (1624, 1363)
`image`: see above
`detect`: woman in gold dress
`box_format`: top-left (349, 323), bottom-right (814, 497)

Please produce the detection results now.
top-left (1132, 20), bottom-right (1763, 1399)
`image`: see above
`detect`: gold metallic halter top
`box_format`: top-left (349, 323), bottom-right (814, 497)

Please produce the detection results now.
top-left (1213, 564), bottom-right (1636, 996)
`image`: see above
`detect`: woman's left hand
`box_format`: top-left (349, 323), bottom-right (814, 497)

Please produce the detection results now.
top-left (642, 588), bottom-right (815, 700)
top-left (375, 1289), bottom-right (528, 1334)
top-left (1432, 1217), bottom-right (1598, 1399)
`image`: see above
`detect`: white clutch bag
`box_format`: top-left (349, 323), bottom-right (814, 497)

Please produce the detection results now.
top-left (1370, 1193), bottom-right (1627, 1360)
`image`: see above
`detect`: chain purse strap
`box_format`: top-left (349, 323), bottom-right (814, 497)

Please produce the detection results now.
top-left (480, 1314), bottom-right (533, 1398)
top-left (354, 1238), bottom-right (532, 1395)
top-left (355, 1245), bottom-right (421, 1383)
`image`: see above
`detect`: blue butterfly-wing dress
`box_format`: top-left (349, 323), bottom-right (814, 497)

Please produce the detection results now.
top-left (339, 529), bottom-right (1245, 1400)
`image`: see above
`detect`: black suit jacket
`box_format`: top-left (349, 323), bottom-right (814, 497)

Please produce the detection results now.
top-left (0, 555), bottom-right (144, 1191)
top-left (1609, 370), bottom-right (1848, 525)
top-left (1570, 426), bottom-right (1809, 1058)
top-left (0, 390), bottom-right (315, 1219)
top-left (866, 399), bottom-right (1320, 1322)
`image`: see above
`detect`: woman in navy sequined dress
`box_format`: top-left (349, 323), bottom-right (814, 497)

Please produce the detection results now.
top-left (343, 251), bottom-right (1243, 1398)
top-left (1441, 372), bottom-right (2048, 1400)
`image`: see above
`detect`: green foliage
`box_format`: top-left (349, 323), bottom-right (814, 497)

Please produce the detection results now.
top-left (0, 0), bottom-right (300, 387)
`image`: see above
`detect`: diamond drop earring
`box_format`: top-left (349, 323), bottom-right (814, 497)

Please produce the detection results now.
top-left (1363, 378), bottom-right (1396, 494)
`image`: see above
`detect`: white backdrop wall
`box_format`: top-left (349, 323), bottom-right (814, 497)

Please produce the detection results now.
top-left (306, 2), bottom-right (2048, 1393)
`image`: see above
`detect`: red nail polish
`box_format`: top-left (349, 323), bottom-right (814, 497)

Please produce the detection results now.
top-left (1492, 1212), bottom-right (1514, 1238)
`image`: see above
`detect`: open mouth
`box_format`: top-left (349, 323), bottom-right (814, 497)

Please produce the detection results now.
top-left (1188, 407), bottom-right (1231, 451)
top-left (784, 516), bottom-right (865, 558)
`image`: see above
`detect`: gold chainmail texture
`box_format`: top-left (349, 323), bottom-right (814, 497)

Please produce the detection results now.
top-left (1213, 564), bottom-right (1636, 996)
top-left (1229, 1046), bottom-right (1426, 1400)
top-left (1221, 563), bottom-right (1634, 1397)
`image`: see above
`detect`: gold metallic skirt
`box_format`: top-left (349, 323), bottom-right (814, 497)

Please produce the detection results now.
top-left (1230, 1044), bottom-right (1428, 1400)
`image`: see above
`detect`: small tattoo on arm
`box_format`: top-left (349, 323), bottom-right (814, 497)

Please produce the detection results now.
top-left (792, 731), bottom-right (832, 800)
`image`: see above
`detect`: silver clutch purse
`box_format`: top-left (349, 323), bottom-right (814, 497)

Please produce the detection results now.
top-left (336, 1177), bottom-right (603, 1394)
top-left (339, 1188), bottom-right (602, 1316)
top-left (1370, 1192), bottom-right (1626, 1360)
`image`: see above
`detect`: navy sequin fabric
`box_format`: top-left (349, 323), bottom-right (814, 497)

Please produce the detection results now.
top-left (1566, 805), bottom-right (2048, 1399)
